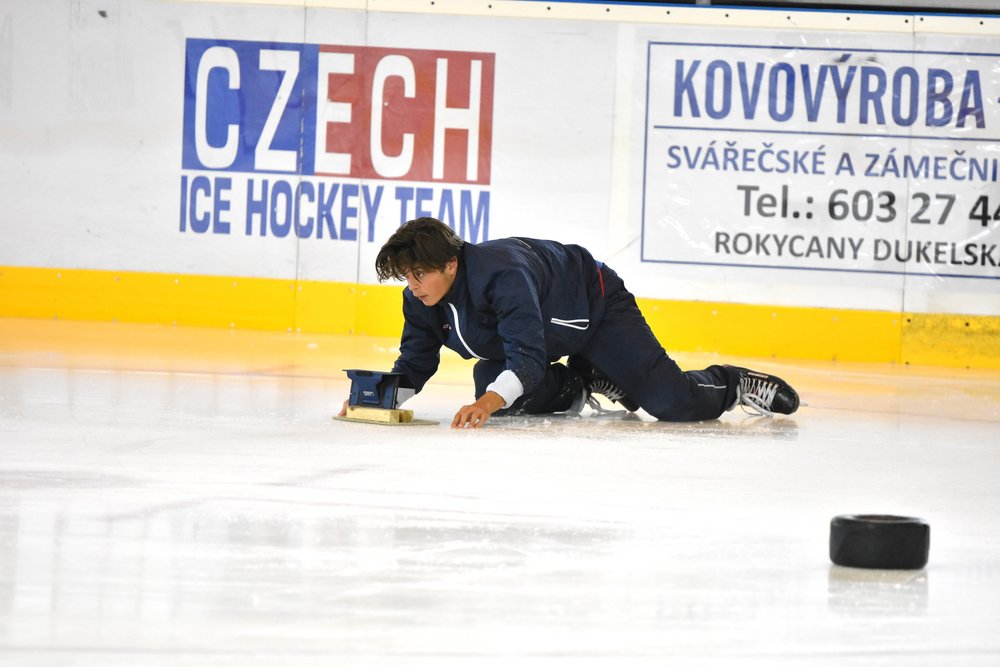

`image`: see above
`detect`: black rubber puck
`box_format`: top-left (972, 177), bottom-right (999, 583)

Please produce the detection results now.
top-left (829, 514), bottom-right (930, 570)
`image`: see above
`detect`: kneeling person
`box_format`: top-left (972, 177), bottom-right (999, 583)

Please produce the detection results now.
top-left (342, 217), bottom-right (799, 429)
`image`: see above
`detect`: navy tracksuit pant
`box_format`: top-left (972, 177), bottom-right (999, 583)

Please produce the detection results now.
top-left (473, 264), bottom-right (739, 422)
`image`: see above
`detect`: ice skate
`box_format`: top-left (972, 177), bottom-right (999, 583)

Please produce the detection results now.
top-left (725, 366), bottom-right (800, 417)
top-left (568, 356), bottom-right (640, 413)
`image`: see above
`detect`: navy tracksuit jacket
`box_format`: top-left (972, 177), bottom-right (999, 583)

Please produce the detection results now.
top-left (391, 237), bottom-right (739, 421)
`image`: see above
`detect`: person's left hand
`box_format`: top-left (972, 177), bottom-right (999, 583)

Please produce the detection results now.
top-left (452, 391), bottom-right (505, 429)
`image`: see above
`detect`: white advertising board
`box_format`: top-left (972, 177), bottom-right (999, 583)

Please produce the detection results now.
top-left (0, 1), bottom-right (996, 316)
top-left (636, 31), bottom-right (1000, 313)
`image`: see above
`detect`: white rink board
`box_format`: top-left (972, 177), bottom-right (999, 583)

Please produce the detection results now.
top-left (0, 1), bottom-right (998, 314)
top-left (640, 38), bottom-right (1000, 278)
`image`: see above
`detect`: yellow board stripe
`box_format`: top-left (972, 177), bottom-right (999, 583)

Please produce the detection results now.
top-left (1, 265), bottom-right (997, 369)
top-left (636, 298), bottom-right (903, 364)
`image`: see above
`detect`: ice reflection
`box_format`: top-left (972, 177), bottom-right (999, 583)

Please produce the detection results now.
top-left (827, 565), bottom-right (930, 616)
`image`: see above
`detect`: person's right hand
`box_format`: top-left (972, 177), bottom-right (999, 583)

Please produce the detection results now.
top-left (337, 399), bottom-right (349, 417)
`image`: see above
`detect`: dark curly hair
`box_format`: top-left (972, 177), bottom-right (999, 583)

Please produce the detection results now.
top-left (375, 217), bottom-right (465, 282)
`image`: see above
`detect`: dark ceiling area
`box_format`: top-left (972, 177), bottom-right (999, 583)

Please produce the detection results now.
top-left (592, 0), bottom-right (1000, 16)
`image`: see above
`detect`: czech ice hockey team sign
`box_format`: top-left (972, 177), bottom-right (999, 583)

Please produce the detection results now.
top-left (641, 41), bottom-right (1000, 280)
top-left (179, 39), bottom-right (495, 245)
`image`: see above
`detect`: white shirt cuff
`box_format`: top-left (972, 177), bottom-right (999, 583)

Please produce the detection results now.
top-left (485, 369), bottom-right (524, 408)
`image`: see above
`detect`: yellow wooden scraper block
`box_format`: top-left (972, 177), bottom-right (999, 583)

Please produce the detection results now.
top-left (335, 405), bottom-right (438, 426)
top-left (345, 405), bottom-right (414, 424)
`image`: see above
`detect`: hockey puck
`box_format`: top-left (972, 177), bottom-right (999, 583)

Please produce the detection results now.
top-left (829, 514), bottom-right (930, 570)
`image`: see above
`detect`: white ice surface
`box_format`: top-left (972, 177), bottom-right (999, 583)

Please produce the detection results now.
top-left (1, 356), bottom-right (1000, 665)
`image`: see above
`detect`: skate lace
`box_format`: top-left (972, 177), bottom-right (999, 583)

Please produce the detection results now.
top-left (737, 376), bottom-right (779, 417)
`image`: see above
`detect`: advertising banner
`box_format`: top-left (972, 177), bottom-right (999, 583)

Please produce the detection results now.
top-left (641, 39), bottom-right (1000, 282)
top-left (1, 1), bottom-right (997, 320)
top-left (180, 38), bottom-right (494, 241)
top-left (178, 36), bottom-right (495, 287)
